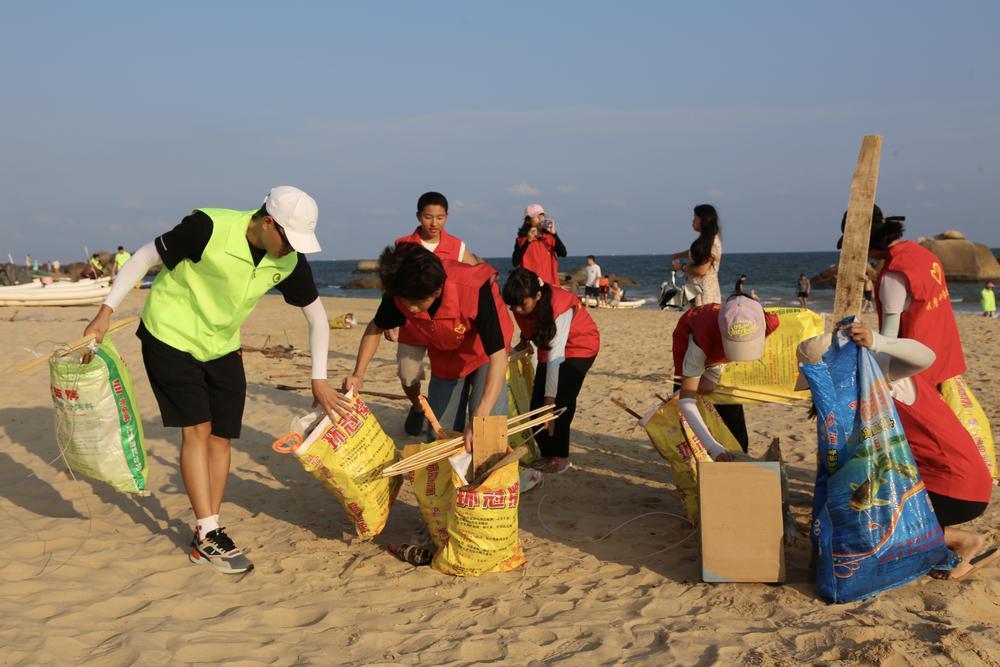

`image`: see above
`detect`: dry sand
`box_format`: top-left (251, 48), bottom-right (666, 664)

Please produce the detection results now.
top-left (1, 292), bottom-right (998, 665)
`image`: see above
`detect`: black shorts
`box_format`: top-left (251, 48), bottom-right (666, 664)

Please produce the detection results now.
top-left (138, 323), bottom-right (247, 439)
top-left (927, 491), bottom-right (988, 527)
top-left (863, 290), bottom-right (874, 301)
top-left (798, 291), bottom-right (809, 299)
top-left (585, 286), bottom-right (600, 297)
top-left (600, 285), bottom-right (609, 294)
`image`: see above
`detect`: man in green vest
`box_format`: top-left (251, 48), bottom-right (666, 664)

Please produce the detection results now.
top-left (84, 186), bottom-right (352, 574)
top-left (112, 246), bottom-right (131, 275)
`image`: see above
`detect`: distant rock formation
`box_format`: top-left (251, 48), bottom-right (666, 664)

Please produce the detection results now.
top-left (915, 231), bottom-right (1000, 282)
top-left (811, 230), bottom-right (1000, 287)
top-left (354, 260), bottom-right (379, 273)
top-left (343, 276), bottom-right (381, 290)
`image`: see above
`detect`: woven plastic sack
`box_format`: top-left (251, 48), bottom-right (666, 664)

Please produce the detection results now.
top-left (49, 339), bottom-right (147, 493)
top-left (432, 460), bottom-right (525, 576)
top-left (940, 376), bottom-right (997, 479)
top-left (403, 435), bottom-right (459, 549)
top-left (640, 396), bottom-right (741, 523)
top-left (273, 397), bottom-right (400, 539)
top-left (800, 326), bottom-right (955, 603)
top-left (506, 352), bottom-right (539, 463)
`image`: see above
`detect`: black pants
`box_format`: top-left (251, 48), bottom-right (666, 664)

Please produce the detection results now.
top-left (531, 355), bottom-right (596, 458)
top-left (928, 491), bottom-right (989, 527)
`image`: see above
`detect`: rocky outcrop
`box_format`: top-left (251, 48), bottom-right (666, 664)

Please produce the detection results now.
top-left (343, 276), bottom-right (381, 290)
top-left (810, 263), bottom-right (879, 289)
top-left (916, 232), bottom-right (1000, 282)
top-left (354, 260), bottom-right (379, 273)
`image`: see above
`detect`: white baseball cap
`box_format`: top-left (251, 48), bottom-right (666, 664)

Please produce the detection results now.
top-left (263, 186), bottom-right (321, 254)
top-left (524, 203), bottom-right (545, 218)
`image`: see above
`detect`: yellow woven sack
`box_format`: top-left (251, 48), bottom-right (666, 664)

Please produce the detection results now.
top-left (273, 398), bottom-right (400, 539)
top-left (403, 437), bottom-right (458, 548)
top-left (507, 352), bottom-right (539, 463)
top-left (640, 396), bottom-right (742, 523)
top-left (940, 376), bottom-right (998, 479)
top-left (432, 460), bottom-right (525, 576)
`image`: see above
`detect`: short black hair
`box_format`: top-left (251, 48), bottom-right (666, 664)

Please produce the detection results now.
top-left (587, 255), bottom-right (596, 261)
top-left (253, 205), bottom-right (269, 220)
top-left (417, 192), bottom-right (448, 214)
top-left (117, 246), bottom-right (124, 251)
top-left (378, 243), bottom-right (447, 300)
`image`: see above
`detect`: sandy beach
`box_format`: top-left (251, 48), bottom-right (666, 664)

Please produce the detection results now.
top-left (1, 292), bottom-right (997, 665)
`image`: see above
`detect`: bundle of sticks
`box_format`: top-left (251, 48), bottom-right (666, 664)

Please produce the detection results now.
top-left (381, 403), bottom-right (564, 478)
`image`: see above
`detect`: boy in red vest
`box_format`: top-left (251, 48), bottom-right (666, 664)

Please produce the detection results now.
top-left (345, 244), bottom-right (513, 449)
top-left (672, 295), bottom-right (780, 459)
top-left (388, 192), bottom-right (480, 435)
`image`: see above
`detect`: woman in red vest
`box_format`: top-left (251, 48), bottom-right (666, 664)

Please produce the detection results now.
top-left (672, 296), bottom-right (780, 458)
top-left (801, 322), bottom-right (995, 580)
top-left (390, 192), bottom-right (480, 435)
top-left (503, 268), bottom-right (600, 474)
top-left (345, 244), bottom-right (513, 450)
top-left (512, 203), bottom-right (567, 286)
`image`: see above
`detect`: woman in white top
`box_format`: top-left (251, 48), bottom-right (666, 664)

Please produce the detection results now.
top-left (671, 204), bottom-right (722, 306)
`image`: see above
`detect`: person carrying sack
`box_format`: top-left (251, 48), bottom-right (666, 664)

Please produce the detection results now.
top-left (345, 243), bottom-right (513, 451)
top-left (84, 186), bottom-right (352, 574)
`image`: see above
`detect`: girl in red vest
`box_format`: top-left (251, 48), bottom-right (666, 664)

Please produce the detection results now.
top-left (389, 192), bottom-right (480, 436)
top-left (800, 322), bottom-right (995, 580)
top-left (503, 268), bottom-right (601, 474)
top-left (345, 244), bottom-right (513, 450)
top-left (512, 203), bottom-right (567, 286)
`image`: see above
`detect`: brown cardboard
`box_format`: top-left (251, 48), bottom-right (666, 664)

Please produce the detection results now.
top-left (698, 461), bottom-right (785, 583)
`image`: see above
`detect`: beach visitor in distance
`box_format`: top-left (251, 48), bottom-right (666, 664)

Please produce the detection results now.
top-left (671, 204), bottom-right (722, 307)
top-left (387, 192), bottom-right (480, 436)
top-left (797, 273), bottom-right (811, 307)
top-left (503, 268), bottom-right (600, 474)
top-left (512, 203), bottom-right (566, 286)
top-left (83, 186), bottom-right (348, 574)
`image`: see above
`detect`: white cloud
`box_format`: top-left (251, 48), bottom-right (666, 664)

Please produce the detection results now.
top-left (556, 184), bottom-right (577, 194)
top-left (507, 182), bottom-right (541, 197)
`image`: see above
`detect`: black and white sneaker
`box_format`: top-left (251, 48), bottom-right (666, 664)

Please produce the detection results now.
top-left (189, 527), bottom-right (254, 574)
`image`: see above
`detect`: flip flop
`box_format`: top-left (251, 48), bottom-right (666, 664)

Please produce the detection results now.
top-left (930, 546), bottom-right (1000, 581)
top-left (539, 458), bottom-right (572, 475)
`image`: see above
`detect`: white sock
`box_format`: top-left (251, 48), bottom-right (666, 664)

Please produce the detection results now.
top-left (196, 514), bottom-right (220, 541)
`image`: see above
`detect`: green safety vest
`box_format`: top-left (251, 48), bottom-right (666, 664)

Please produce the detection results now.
top-left (141, 208), bottom-right (299, 361)
top-left (115, 250), bottom-right (131, 270)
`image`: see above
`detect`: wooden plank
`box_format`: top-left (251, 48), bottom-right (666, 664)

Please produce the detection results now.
top-left (833, 135), bottom-right (883, 322)
top-left (472, 415), bottom-right (509, 481)
top-left (16, 315), bottom-right (140, 373)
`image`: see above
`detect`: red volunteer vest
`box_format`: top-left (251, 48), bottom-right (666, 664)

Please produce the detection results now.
top-left (672, 304), bottom-right (727, 377)
top-left (394, 229), bottom-right (465, 346)
top-left (875, 241), bottom-right (966, 385)
top-left (395, 261), bottom-right (513, 380)
top-left (893, 376), bottom-right (992, 503)
top-left (513, 287), bottom-right (601, 362)
top-left (516, 234), bottom-right (560, 286)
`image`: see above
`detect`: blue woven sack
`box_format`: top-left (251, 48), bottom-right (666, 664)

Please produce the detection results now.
top-left (800, 324), bottom-right (954, 603)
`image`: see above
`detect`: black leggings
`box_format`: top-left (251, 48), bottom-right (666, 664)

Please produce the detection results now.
top-left (927, 491), bottom-right (989, 527)
top-left (531, 355), bottom-right (597, 458)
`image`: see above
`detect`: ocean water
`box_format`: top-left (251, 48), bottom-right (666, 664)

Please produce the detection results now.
top-left (311, 251), bottom-right (998, 314)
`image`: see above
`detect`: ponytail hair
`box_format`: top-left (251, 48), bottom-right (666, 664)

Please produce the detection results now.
top-left (502, 268), bottom-right (556, 349)
top-left (690, 204), bottom-right (720, 266)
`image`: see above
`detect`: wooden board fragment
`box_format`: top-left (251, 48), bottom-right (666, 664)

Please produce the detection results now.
top-left (472, 415), bottom-right (508, 480)
top-left (833, 135), bottom-right (883, 322)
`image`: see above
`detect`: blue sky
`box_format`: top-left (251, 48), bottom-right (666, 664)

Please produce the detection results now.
top-left (2, 2), bottom-right (998, 261)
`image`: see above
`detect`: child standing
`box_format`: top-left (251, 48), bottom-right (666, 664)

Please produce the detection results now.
top-left (982, 281), bottom-right (996, 318)
top-left (610, 280), bottom-right (623, 308)
top-left (391, 192), bottom-right (479, 435)
top-left (503, 268), bottom-right (600, 474)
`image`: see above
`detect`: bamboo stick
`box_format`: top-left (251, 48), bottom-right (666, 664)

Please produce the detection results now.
top-left (418, 394), bottom-right (444, 439)
top-left (16, 315), bottom-right (140, 373)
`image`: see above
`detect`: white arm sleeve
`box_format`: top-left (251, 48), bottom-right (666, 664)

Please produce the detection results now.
top-left (302, 298), bottom-right (330, 380)
top-left (458, 242), bottom-right (466, 263)
top-left (543, 309), bottom-right (574, 397)
top-left (102, 242), bottom-right (160, 311)
top-left (879, 271), bottom-right (910, 339)
top-left (678, 397), bottom-right (726, 458)
top-left (870, 331), bottom-right (936, 382)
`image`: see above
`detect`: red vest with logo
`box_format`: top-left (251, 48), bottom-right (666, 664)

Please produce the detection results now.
top-left (394, 229), bottom-right (465, 346)
top-left (516, 234), bottom-right (560, 286)
top-left (671, 304), bottom-right (727, 376)
top-left (513, 287), bottom-right (601, 362)
top-left (876, 241), bottom-right (966, 385)
top-left (395, 261), bottom-right (513, 380)
top-left (894, 376), bottom-right (992, 503)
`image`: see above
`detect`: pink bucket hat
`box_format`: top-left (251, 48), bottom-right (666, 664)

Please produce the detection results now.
top-left (719, 296), bottom-right (774, 361)
top-left (524, 204), bottom-right (545, 218)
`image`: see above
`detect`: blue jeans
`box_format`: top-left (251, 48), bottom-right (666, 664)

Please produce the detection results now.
top-left (425, 362), bottom-right (508, 440)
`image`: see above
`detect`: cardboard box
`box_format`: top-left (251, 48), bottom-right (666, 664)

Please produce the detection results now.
top-left (699, 461), bottom-right (785, 583)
